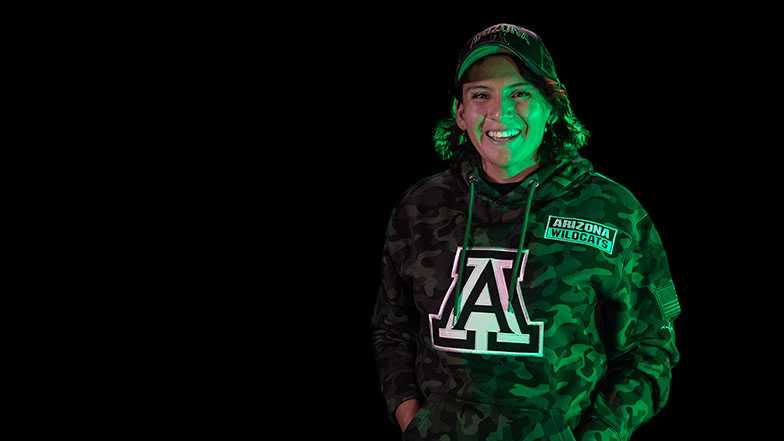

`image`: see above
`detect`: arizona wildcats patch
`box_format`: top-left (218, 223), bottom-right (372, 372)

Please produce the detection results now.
top-left (544, 216), bottom-right (618, 254)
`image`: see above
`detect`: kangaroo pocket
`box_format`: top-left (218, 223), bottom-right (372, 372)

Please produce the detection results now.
top-left (405, 393), bottom-right (576, 440)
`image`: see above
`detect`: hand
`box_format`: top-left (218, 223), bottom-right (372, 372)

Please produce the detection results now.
top-left (395, 399), bottom-right (421, 432)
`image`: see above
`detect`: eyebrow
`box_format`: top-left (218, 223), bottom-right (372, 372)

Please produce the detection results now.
top-left (466, 82), bottom-right (532, 91)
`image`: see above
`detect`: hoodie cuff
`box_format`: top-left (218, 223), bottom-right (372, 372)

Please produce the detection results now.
top-left (389, 394), bottom-right (421, 425)
top-left (383, 373), bottom-right (422, 424)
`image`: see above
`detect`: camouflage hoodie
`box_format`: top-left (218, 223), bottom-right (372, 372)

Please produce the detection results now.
top-left (371, 153), bottom-right (681, 441)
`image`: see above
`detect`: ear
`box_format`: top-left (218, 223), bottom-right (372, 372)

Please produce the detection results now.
top-left (454, 99), bottom-right (466, 130)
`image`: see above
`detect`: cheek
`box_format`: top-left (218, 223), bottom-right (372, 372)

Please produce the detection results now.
top-left (515, 101), bottom-right (531, 116)
top-left (463, 109), bottom-right (485, 133)
top-left (526, 100), bottom-right (550, 121)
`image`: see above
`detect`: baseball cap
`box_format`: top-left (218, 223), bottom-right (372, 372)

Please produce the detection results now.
top-left (455, 23), bottom-right (562, 88)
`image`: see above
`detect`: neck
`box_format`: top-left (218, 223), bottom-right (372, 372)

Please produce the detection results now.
top-left (481, 159), bottom-right (541, 184)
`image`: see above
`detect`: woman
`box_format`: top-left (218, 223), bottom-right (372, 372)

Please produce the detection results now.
top-left (371, 23), bottom-right (681, 441)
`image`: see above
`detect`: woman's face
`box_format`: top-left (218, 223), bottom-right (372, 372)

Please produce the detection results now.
top-left (456, 54), bottom-right (554, 175)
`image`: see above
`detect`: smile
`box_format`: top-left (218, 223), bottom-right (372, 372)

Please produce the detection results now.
top-left (485, 128), bottom-right (522, 143)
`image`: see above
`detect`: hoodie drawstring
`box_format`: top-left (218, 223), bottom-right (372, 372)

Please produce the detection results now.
top-left (453, 177), bottom-right (539, 326)
top-left (453, 175), bottom-right (476, 326)
top-left (508, 179), bottom-right (539, 312)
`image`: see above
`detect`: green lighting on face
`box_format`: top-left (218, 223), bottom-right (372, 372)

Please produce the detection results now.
top-left (456, 54), bottom-right (553, 181)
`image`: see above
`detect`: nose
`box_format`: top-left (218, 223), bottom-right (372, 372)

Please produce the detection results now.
top-left (488, 95), bottom-right (514, 121)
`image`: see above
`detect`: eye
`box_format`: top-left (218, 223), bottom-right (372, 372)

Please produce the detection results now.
top-left (471, 92), bottom-right (489, 100)
top-left (512, 90), bottom-right (532, 99)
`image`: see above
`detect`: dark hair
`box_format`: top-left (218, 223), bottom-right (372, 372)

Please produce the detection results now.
top-left (434, 56), bottom-right (589, 169)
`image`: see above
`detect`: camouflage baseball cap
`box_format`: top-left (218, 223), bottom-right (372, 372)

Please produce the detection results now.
top-left (455, 23), bottom-right (561, 87)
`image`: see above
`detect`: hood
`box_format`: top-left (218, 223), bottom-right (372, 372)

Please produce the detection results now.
top-left (454, 152), bottom-right (595, 207)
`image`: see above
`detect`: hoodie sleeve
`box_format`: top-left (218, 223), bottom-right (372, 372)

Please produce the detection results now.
top-left (575, 212), bottom-right (681, 441)
top-left (370, 203), bottom-right (423, 424)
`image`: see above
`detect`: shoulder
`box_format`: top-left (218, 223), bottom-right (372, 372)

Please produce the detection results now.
top-left (579, 171), bottom-right (649, 226)
top-left (384, 169), bottom-right (461, 238)
top-left (563, 171), bottom-right (652, 247)
top-left (397, 169), bottom-right (463, 211)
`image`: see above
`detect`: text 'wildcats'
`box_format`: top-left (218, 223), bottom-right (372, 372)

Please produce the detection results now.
top-left (544, 216), bottom-right (618, 254)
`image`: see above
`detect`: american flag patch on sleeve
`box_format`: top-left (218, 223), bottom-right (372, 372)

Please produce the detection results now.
top-left (653, 280), bottom-right (681, 323)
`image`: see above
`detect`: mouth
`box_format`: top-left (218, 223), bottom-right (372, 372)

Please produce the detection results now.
top-left (485, 128), bottom-right (522, 144)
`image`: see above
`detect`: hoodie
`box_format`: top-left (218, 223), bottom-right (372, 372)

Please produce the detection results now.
top-left (370, 153), bottom-right (681, 441)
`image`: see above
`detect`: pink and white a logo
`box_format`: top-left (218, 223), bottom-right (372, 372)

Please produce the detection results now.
top-left (428, 247), bottom-right (544, 357)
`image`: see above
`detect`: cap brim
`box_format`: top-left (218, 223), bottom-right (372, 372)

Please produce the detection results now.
top-left (455, 43), bottom-right (548, 86)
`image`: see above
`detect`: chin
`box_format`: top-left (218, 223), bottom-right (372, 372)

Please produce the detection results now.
top-left (489, 152), bottom-right (512, 167)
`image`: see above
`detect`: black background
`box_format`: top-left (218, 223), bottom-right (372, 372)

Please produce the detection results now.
top-left (268, 11), bottom-right (775, 441)
top-left (179, 8), bottom-right (779, 440)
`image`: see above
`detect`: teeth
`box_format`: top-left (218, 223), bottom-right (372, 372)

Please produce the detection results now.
top-left (487, 129), bottom-right (521, 138)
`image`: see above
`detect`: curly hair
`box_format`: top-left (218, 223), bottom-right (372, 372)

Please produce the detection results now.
top-left (434, 57), bottom-right (590, 170)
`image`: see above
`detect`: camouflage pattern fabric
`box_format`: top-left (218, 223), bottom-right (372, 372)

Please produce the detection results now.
top-left (371, 154), bottom-right (681, 441)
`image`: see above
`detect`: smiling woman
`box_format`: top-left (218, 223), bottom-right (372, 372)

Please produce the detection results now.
top-left (434, 28), bottom-right (589, 179)
top-left (456, 55), bottom-right (554, 183)
top-left (371, 23), bottom-right (682, 441)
